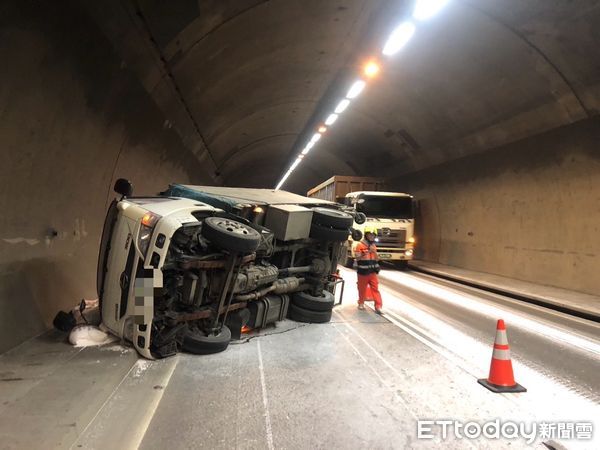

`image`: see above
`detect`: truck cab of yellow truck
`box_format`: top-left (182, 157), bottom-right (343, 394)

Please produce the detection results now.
top-left (307, 176), bottom-right (416, 270)
top-left (344, 190), bottom-right (416, 269)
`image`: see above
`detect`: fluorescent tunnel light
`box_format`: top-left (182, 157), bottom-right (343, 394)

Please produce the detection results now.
top-left (334, 99), bottom-right (350, 114)
top-left (325, 113), bottom-right (338, 126)
top-left (301, 141), bottom-right (315, 155)
top-left (382, 21), bottom-right (416, 56)
top-left (346, 80), bottom-right (366, 99)
top-left (413, 0), bottom-right (449, 21)
top-left (310, 132), bottom-right (322, 144)
top-left (275, 171), bottom-right (291, 190)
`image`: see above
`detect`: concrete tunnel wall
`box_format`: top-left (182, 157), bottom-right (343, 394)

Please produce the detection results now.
top-left (393, 117), bottom-right (600, 297)
top-left (2, 1), bottom-right (599, 354)
top-left (0, 3), bottom-right (209, 353)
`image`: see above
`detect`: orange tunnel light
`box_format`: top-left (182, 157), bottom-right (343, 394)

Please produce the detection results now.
top-left (363, 60), bottom-right (381, 79)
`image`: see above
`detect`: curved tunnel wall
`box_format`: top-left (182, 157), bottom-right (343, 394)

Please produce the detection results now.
top-left (0, 3), bottom-right (208, 353)
top-left (2, 1), bottom-right (599, 354)
top-left (394, 117), bottom-right (600, 296)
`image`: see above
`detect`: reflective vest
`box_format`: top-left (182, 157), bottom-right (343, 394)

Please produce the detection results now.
top-left (355, 239), bottom-right (380, 275)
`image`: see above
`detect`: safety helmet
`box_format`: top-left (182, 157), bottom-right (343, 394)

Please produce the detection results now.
top-left (363, 226), bottom-right (378, 236)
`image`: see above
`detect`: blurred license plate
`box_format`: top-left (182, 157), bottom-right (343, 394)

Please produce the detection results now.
top-left (379, 253), bottom-right (392, 259)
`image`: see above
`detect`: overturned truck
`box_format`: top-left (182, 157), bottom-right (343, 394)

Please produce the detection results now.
top-left (97, 180), bottom-right (363, 359)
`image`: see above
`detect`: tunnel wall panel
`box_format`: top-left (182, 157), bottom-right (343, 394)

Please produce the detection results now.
top-left (397, 118), bottom-right (600, 297)
top-left (0, 3), bottom-right (206, 353)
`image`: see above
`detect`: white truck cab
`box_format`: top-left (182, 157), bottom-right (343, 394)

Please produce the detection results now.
top-left (344, 191), bottom-right (416, 269)
top-left (97, 195), bottom-right (218, 358)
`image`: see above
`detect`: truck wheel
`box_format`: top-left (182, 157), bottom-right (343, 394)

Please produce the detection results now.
top-left (311, 207), bottom-right (354, 229)
top-left (351, 228), bottom-right (363, 241)
top-left (288, 303), bottom-right (332, 323)
top-left (201, 217), bottom-right (261, 253)
top-left (182, 325), bottom-right (231, 355)
top-left (354, 212), bottom-right (367, 225)
top-left (292, 290), bottom-right (334, 312)
top-left (309, 223), bottom-right (350, 242)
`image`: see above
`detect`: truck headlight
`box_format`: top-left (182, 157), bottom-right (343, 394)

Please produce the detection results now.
top-left (408, 237), bottom-right (416, 244)
top-left (137, 212), bottom-right (161, 257)
top-left (405, 249), bottom-right (413, 257)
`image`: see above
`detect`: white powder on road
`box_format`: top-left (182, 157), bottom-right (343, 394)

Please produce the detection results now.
top-left (69, 326), bottom-right (119, 347)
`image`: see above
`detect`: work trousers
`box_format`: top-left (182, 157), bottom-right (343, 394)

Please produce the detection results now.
top-left (357, 272), bottom-right (382, 309)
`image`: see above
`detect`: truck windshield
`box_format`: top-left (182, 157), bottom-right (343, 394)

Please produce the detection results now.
top-left (356, 196), bottom-right (413, 219)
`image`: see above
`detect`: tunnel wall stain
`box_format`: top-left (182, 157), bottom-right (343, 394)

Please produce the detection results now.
top-left (0, 2), bottom-right (208, 353)
top-left (393, 118), bottom-right (600, 297)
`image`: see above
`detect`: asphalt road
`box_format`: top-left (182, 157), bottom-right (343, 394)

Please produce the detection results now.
top-left (3, 268), bottom-right (598, 449)
top-left (135, 269), bottom-right (600, 449)
top-left (369, 267), bottom-right (600, 404)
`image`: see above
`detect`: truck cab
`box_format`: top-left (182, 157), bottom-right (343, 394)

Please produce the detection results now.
top-left (306, 176), bottom-right (416, 270)
top-left (344, 191), bottom-right (416, 269)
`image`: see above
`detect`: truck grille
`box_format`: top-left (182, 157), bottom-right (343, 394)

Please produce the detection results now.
top-left (377, 228), bottom-right (406, 247)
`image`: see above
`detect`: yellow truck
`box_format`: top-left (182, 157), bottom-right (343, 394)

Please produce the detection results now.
top-left (307, 176), bottom-right (416, 269)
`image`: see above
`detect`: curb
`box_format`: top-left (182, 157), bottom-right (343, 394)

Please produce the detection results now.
top-left (408, 264), bottom-right (600, 324)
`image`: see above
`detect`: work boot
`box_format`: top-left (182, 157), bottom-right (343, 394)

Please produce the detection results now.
top-left (374, 308), bottom-right (383, 315)
top-left (357, 303), bottom-right (365, 310)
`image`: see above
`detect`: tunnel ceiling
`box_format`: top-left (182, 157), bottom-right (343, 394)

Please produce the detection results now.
top-left (86, 0), bottom-right (600, 192)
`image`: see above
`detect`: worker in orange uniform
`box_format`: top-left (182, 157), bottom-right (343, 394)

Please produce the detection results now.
top-left (355, 227), bottom-right (383, 314)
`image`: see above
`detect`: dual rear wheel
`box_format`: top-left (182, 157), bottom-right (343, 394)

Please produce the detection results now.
top-left (309, 208), bottom-right (353, 242)
top-left (288, 290), bottom-right (335, 323)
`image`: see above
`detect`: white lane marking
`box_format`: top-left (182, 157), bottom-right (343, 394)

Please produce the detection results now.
top-left (335, 309), bottom-right (414, 377)
top-left (334, 270), bottom-right (486, 377)
top-left (69, 356), bottom-right (179, 450)
top-left (367, 305), bottom-right (483, 379)
top-left (130, 358), bottom-right (178, 450)
top-left (341, 268), bottom-right (600, 448)
top-left (363, 297), bottom-right (600, 445)
top-left (333, 318), bottom-right (481, 450)
top-left (330, 320), bottom-right (419, 421)
top-left (235, 346), bottom-right (243, 449)
top-left (378, 270), bottom-right (600, 357)
top-left (257, 340), bottom-right (274, 450)
top-left (69, 357), bottom-right (139, 450)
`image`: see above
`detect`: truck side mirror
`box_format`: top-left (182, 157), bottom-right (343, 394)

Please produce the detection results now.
top-left (114, 178), bottom-right (133, 198)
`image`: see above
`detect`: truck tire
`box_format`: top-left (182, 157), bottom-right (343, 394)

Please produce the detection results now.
top-left (354, 212), bottom-right (367, 225)
top-left (288, 303), bottom-right (332, 323)
top-left (182, 325), bottom-right (231, 355)
top-left (351, 228), bottom-right (363, 241)
top-left (201, 217), bottom-right (261, 254)
top-left (309, 223), bottom-right (350, 242)
top-left (292, 290), bottom-right (334, 312)
top-left (311, 207), bottom-right (353, 229)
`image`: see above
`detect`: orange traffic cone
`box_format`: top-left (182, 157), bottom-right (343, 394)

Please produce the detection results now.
top-left (478, 319), bottom-right (526, 393)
